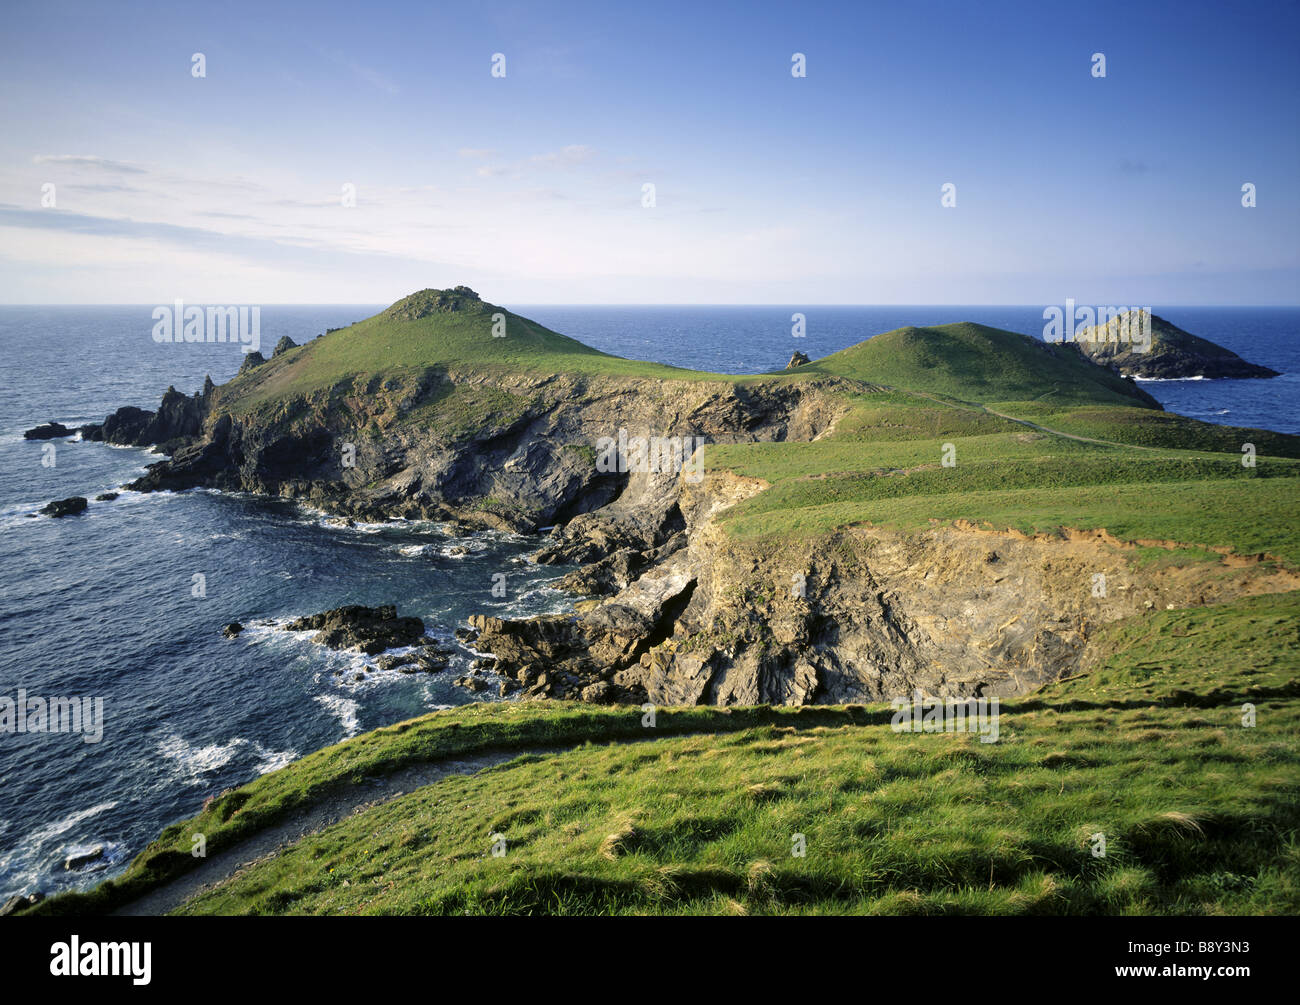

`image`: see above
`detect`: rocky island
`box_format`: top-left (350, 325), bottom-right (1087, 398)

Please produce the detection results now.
top-left (1070, 309), bottom-right (1281, 380)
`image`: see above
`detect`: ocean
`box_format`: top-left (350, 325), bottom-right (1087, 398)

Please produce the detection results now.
top-left (1, 303), bottom-right (1296, 901)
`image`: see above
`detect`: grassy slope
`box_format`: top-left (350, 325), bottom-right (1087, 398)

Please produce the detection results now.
top-left (34, 592), bottom-right (1298, 916)
top-left (804, 322), bottom-right (1157, 407)
top-left (222, 290), bottom-right (726, 415)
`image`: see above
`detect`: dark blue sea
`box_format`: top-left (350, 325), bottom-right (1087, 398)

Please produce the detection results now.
top-left (1, 303), bottom-right (1296, 901)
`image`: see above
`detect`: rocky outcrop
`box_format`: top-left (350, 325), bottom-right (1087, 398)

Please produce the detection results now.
top-left (70, 295), bottom-right (1293, 709)
top-left (272, 336), bottom-right (298, 357)
top-left (1071, 311), bottom-right (1280, 380)
top-left (80, 384), bottom-right (212, 449)
top-left (787, 351), bottom-right (810, 368)
top-left (23, 421), bottom-right (73, 440)
top-left (285, 604), bottom-right (426, 654)
top-left (0, 892), bottom-right (42, 916)
top-left (41, 496), bottom-right (88, 518)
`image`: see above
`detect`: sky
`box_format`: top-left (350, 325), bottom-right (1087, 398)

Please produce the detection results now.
top-left (0, 0), bottom-right (1296, 305)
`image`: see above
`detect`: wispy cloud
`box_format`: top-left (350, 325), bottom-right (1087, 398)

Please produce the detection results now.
top-left (32, 155), bottom-right (148, 174)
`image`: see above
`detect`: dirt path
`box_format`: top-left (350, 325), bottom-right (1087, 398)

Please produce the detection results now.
top-left (906, 390), bottom-right (1165, 453)
top-left (982, 406), bottom-right (1165, 452)
top-left (113, 748), bottom-right (557, 916)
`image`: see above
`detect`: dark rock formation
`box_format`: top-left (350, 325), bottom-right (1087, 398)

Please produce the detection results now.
top-left (94, 492), bottom-right (119, 502)
top-left (787, 350), bottom-right (810, 368)
top-left (238, 351), bottom-right (267, 375)
top-left (80, 384), bottom-right (211, 448)
top-left (222, 622), bottom-right (244, 638)
top-left (23, 421), bottom-right (73, 440)
top-left (1071, 311), bottom-right (1280, 380)
top-left (41, 497), bottom-right (88, 518)
top-left (272, 336), bottom-right (298, 357)
top-left (285, 604), bottom-right (425, 654)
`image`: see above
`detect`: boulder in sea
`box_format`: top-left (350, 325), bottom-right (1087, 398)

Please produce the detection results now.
top-left (787, 351), bottom-right (810, 369)
top-left (23, 421), bottom-right (73, 440)
top-left (95, 492), bottom-right (119, 502)
top-left (63, 845), bottom-right (105, 871)
top-left (222, 622), bottom-right (244, 638)
top-left (285, 604), bottom-right (425, 654)
top-left (41, 497), bottom-right (88, 518)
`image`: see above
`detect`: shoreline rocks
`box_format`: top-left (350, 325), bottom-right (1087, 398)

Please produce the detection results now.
top-left (285, 604), bottom-right (426, 654)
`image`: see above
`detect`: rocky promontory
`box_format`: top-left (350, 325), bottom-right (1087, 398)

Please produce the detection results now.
top-left (57, 290), bottom-right (1300, 708)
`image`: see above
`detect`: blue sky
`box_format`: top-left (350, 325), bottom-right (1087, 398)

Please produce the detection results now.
top-left (1, 0), bottom-right (1296, 304)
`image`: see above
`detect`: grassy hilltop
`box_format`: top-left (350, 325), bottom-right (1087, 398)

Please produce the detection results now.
top-left (34, 291), bottom-right (1300, 916)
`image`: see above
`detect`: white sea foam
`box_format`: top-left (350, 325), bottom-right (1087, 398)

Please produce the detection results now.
top-left (157, 733), bottom-right (297, 780)
top-left (314, 693), bottom-right (360, 737)
top-left (0, 800), bottom-right (120, 895)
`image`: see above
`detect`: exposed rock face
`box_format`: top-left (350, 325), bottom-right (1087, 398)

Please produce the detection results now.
top-left (466, 467), bottom-right (1300, 706)
top-left (41, 496), bottom-right (88, 518)
top-left (238, 352), bottom-right (267, 375)
top-left (221, 622), bottom-right (244, 638)
top-left (80, 385), bottom-right (211, 448)
top-left (23, 421), bottom-right (73, 440)
top-left (787, 351), bottom-right (810, 368)
top-left (285, 604), bottom-right (426, 654)
top-left (272, 336), bottom-right (298, 357)
top-left (1071, 311), bottom-right (1280, 380)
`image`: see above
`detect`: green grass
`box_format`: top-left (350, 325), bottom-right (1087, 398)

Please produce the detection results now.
top-left (806, 322), bottom-right (1159, 408)
top-left (720, 476), bottom-right (1300, 563)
